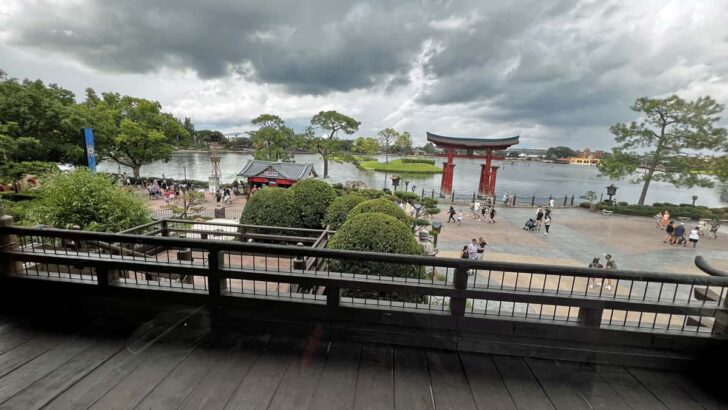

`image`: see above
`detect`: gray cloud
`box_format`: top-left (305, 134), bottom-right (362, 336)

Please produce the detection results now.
top-left (3, 0), bottom-right (728, 149)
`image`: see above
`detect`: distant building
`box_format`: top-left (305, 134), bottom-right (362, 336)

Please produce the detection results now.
top-left (409, 148), bottom-right (427, 156)
top-left (566, 156), bottom-right (601, 165)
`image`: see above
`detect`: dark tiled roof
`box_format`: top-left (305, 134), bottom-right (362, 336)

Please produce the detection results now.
top-left (237, 160), bottom-right (317, 180)
top-left (427, 132), bottom-right (520, 149)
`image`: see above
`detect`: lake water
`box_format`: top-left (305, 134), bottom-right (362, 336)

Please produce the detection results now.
top-left (97, 152), bottom-right (728, 207)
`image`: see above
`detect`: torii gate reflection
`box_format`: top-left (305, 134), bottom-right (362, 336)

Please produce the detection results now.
top-left (426, 132), bottom-right (520, 198)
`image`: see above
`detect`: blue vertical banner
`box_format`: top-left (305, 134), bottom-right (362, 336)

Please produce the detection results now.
top-left (82, 128), bottom-right (97, 173)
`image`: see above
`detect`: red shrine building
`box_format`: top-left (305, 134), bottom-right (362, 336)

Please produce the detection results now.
top-left (426, 132), bottom-right (520, 198)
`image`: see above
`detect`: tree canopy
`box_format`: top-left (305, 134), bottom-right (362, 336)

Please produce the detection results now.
top-left (352, 137), bottom-right (379, 156)
top-left (248, 114), bottom-right (294, 161)
top-left (598, 95), bottom-right (727, 205)
top-left (394, 131), bottom-right (413, 155)
top-left (546, 146), bottom-right (576, 159)
top-left (309, 111), bottom-right (360, 178)
top-left (378, 128), bottom-right (398, 163)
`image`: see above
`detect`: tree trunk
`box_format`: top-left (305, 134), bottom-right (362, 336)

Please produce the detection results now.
top-left (637, 174), bottom-right (652, 205)
top-left (323, 157), bottom-right (329, 178)
top-left (132, 166), bottom-right (141, 179)
top-left (638, 126), bottom-right (666, 205)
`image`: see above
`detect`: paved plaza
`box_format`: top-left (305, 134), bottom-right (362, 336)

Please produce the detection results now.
top-left (434, 206), bottom-right (728, 275)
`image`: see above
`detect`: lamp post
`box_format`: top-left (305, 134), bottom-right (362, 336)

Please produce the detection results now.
top-left (692, 195), bottom-right (698, 207)
top-left (606, 184), bottom-right (618, 203)
top-left (431, 221), bottom-right (442, 248)
top-left (411, 184), bottom-right (416, 193)
top-left (183, 166), bottom-right (188, 185)
top-left (391, 175), bottom-right (401, 192)
top-left (404, 180), bottom-right (410, 192)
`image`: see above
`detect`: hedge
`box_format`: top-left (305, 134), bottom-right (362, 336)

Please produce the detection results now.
top-left (323, 194), bottom-right (365, 230)
top-left (328, 213), bottom-right (424, 282)
top-left (605, 204), bottom-right (722, 220)
top-left (239, 187), bottom-right (298, 230)
top-left (288, 179), bottom-right (337, 229)
top-left (401, 158), bottom-right (436, 165)
top-left (347, 198), bottom-right (410, 225)
top-left (394, 191), bottom-right (419, 202)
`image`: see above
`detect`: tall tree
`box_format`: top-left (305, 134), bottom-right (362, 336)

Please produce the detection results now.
top-left (353, 137), bottom-right (379, 156)
top-left (598, 96), bottom-right (727, 205)
top-left (394, 131), bottom-right (413, 155)
top-left (248, 114), bottom-right (293, 161)
top-left (309, 111), bottom-right (360, 178)
top-left (80, 90), bottom-right (190, 178)
top-left (378, 128), bottom-right (398, 163)
top-left (421, 142), bottom-right (437, 155)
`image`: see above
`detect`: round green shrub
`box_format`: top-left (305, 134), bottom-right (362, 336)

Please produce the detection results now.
top-left (240, 187), bottom-right (297, 228)
top-left (288, 179), bottom-right (337, 229)
top-left (31, 169), bottom-right (149, 232)
top-left (347, 198), bottom-right (409, 225)
top-left (328, 213), bottom-right (423, 278)
top-left (323, 194), bottom-right (365, 230)
top-left (394, 191), bottom-right (419, 202)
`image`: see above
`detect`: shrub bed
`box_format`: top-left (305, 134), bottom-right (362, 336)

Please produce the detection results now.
top-left (347, 198), bottom-right (410, 225)
top-left (239, 187), bottom-right (298, 229)
top-left (401, 158), bottom-right (436, 165)
top-left (323, 194), bottom-right (365, 230)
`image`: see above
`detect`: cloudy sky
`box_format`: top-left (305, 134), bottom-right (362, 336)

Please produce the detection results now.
top-left (2, 0), bottom-right (727, 148)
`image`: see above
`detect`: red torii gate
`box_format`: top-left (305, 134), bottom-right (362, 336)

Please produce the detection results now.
top-left (426, 132), bottom-right (520, 197)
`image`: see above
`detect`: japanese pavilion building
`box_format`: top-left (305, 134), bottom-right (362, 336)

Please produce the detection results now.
top-left (426, 132), bottom-right (520, 197)
top-left (237, 160), bottom-right (317, 189)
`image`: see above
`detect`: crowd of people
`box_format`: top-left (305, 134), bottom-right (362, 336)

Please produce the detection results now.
top-left (656, 209), bottom-right (720, 248)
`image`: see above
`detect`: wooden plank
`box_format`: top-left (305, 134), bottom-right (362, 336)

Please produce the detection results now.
top-left (134, 329), bottom-right (238, 409)
top-left (307, 341), bottom-right (361, 409)
top-left (0, 327), bottom-right (37, 356)
top-left (0, 337), bottom-right (126, 409)
top-left (426, 350), bottom-right (476, 409)
top-left (662, 371), bottom-right (725, 410)
top-left (492, 356), bottom-right (554, 410)
top-left (223, 335), bottom-right (298, 409)
top-left (0, 332), bottom-right (98, 403)
top-left (459, 352), bottom-right (516, 410)
top-left (178, 333), bottom-right (271, 410)
top-left (87, 314), bottom-right (209, 410)
top-left (267, 334), bottom-right (328, 409)
top-left (0, 330), bottom-right (71, 379)
top-left (393, 348), bottom-right (433, 410)
top-left (628, 367), bottom-right (703, 409)
top-left (526, 358), bottom-right (629, 409)
top-left (45, 311), bottom-right (208, 410)
top-left (354, 344), bottom-right (394, 410)
top-left (593, 364), bottom-right (666, 409)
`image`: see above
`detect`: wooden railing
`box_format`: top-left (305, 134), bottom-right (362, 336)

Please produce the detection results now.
top-left (1, 216), bottom-right (727, 366)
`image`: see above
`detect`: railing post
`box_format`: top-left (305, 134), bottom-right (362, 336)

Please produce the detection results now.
top-left (0, 215), bottom-right (20, 276)
top-left (577, 305), bottom-right (603, 327)
top-left (472, 192), bottom-right (476, 203)
top-left (421, 188), bottom-right (425, 199)
top-left (531, 195), bottom-right (535, 206)
top-left (161, 220), bottom-right (169, 237)
top-left (570, 195), bottom-right (575, 206)
top-left (451, 191), bottom-right (455, 203)
top-left (563, 195), bottom-right (568, 206)
top-left (450, 265), bottom-right (468, 317)
top-left (512, 194), bottom-right (517, 206)
top-left (431, 189), bottom-right (434, 199)
top-left (208, 250), bottom-right (225, 301)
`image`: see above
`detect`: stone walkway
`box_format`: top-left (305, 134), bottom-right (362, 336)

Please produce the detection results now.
top-left (433, 206), bottom-right (728, 275)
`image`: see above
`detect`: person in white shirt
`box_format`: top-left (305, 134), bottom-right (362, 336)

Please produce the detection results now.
top-left (467, 239), bottom-right (481, 260)
top-left (549, 198), bottom-right (555, 208)
top-left (688, 227), bottom-right (701, 248)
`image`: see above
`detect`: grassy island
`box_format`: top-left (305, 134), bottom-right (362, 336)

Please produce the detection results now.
top-left (359, 158), bottom-right (442, 174)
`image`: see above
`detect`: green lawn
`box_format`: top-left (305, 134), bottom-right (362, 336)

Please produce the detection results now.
top-left (359, 159), bottom-right (442, 174)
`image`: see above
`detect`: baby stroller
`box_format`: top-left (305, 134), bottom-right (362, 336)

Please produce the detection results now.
top-left (523, 218), bottom-right (537, 231)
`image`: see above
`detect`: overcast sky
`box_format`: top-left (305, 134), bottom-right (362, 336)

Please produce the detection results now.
top-left (2, 0), bottom-right (727, 149)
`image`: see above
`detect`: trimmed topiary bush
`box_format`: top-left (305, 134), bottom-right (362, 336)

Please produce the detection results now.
top-left (328, 213), bottom-right (423, 278)
top-left (288, 179), bottom-right (337, 229)
top-left (240, 187), bottom-right (297, 229)
top-left (394, 191), bottom-right (419, 202)
top-left (323, 194), bottom-right (365, 230)
top-left (347, 198), bottom-right (409, 225)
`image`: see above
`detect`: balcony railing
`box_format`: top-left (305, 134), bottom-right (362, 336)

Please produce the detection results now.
top-left (1, 216), bottom-right (727, 365)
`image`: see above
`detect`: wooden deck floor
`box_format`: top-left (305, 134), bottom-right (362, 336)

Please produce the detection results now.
top-left (0, 309), bottom-right (724, 410)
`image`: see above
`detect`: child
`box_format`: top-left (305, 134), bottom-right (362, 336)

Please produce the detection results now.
top-left (489, 207), bottom-right (496, 223)
top-left (543, 215), bottom-right (551, 235)
top-left (457, 211), bottom-right (463, 226)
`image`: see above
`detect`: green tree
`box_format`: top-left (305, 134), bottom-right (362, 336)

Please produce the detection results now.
top-left (353, 137), bottom-right (379, 156)
top-left (79, 91), bottom-right (190, 178)
top-left (546, 146), bottom-right (576, 159)
top-left (598, 96), bottom-right (727, 205)
top-left (394, 131), bottom-right (413, 155)
top-left (378, 128), bottom-right (398, 163)
top-left (30, 169), bottom-right (149, 232)
top-left (422, 142), bottom-right (437, 155)
top-left (309, 111), bottom-right (360, 178)
top-left (248, 114), bottom-right (293, 161)
top-left (164, 190), bottom-right (206, 219)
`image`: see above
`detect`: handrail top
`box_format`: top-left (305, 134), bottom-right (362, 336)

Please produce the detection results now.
top-left (4, 225), bottom-right (728, 285)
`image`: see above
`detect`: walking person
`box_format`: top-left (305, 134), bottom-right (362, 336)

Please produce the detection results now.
top-left (535, 206), bottom-right (544, 230)
top-left (447, 206), bottom-right (456, 223)
top-left (489, 206), bottom-right (496, 223)
top-left (709, 219), bottom-right (720, 239)
top-left (503, 192), bottom-right (509, 207)
top-left (457, 211), bottom-right (463, 226)
top-left (603, 254), bottom-right (616, 290)
top-left (478, 237), bottom-right (488, 260)
top-left (588, 257), bottom-right (603, 289)
top-left (467, 239), bottom-right (481, 260)
top-left (481, 205), bottom-right (487, 222)
top-left (689, 226), bottom-right (701, 248)
top-left (672, 223), bottom-right (686, 246)
top-left (473, 201), bottom-right (481, 220)
top-left (549, 197), bottom-right (555, 208)
top-left (663, 221), bottom-right (675, 243)
top-left (543, 214), bottom-right (551, 235)
top-left (655, 211), bottom-right (664, 230)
